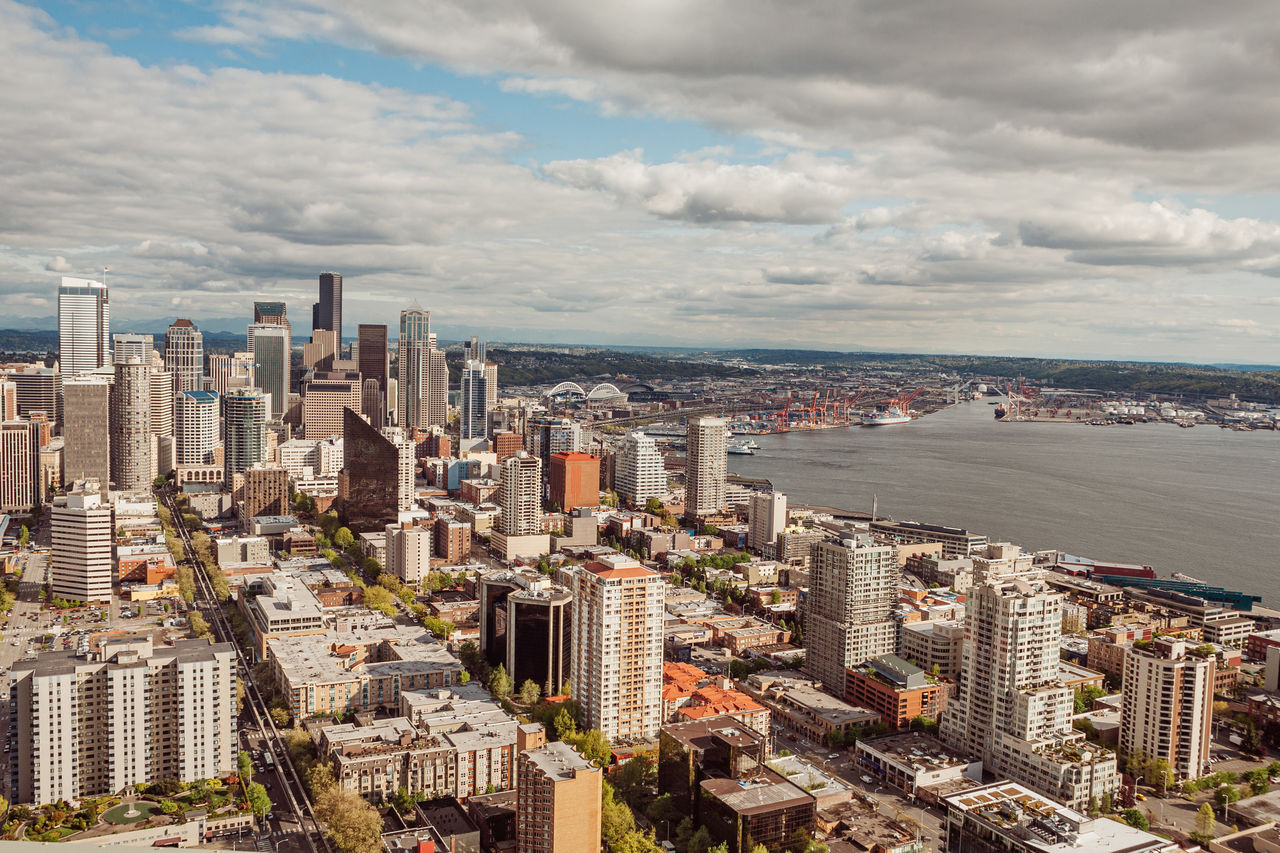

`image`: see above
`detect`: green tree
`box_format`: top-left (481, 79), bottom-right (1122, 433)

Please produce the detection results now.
top-left (646, 793), bottom-right (680, 829)
top-left (389, 787), bottom-right (421, 814)
top-left (613, 750), bottom-right (655, 807)
top-left (18, 526), bottom-right (29, 547)
top-left (1100, 791), bottom-right (1113, 813)
top-left (1120, 809), bottom-right (1148, 830)
top-left (518, 679), bottom-right (541, 706)
top-left (305, 762), bottom-right (337, 799)
top-left (333, 527), bottom-right (356, 551)
top-left (237, 751), bottom-right (254, 780)
top-left (601, 780), bottom-right (635, 849)
top-left (770, 588), bottom-right (783, 605)
top-left (487, 664), bottom-right (512, 700)
top-left (688, 826), bottom-right (713, 853)
top-left (644, 497), bottom-right (663, 514)
top-left (458, 670), bottom-right (471, 685)
top-left (314, 787), bottom-right (383, 853)
top-left (674, 817), bottom-right (695, 852)
top-left (247, 782), bottom-right (272, 818)
top-left (1073, 684), bottom-right (1107, 714)
top-left (1215, 784), bottom-right (1241, 810)
top-left (363, 584), bottom-right (398, 617)
top-left (708, 844), bottom-right (730, 853)
top-left (553, 707), bottom-right (577, 741)
top-left (1195, 801), bottom-right (1216, 841)
top-left (565, 728), bottom-right (612, 767)
top-left (189, 611), bottom-right (212, 639)
top-left (159, 799), bottom-right (181, 815)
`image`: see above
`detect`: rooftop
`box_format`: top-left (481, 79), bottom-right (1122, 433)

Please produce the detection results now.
top-left (857, 731), bottom-right (975, 773)
top-left (701, 771), bottom-right (814, 815)
top-left (522, 740), bottom-right (596, 781)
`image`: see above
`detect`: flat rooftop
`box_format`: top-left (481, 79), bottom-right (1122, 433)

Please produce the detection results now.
top-left (522, 741), bottom-right (595, 781)
top-left (857, 731), bottom-right (974, 773)
top-left (702, 772), bottom-right (813, 816)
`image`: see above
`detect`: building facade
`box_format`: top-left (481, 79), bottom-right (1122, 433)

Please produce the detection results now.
top-left (247, 323), bottom-right (290, 420)
top-left (748, 491), bottom-right (787, 553)
top-left (163, 319), bottom-right (204, 392)
top-left (685, 416), bottom-right (727, 518)
top-left (569, 558), bottom-right (664, 744)
top-left (548, 452), bottom-right (599, 511)
top-left (1120, 637), bottom-right (1214, 781)
top-left (58, 276), bottom-right (110, 377)
top-left (9, 637), bottom-right (237, 806)
top-left (223, 388), bottom-right (268, 481)
top-left (110, 356), bottom-right (153, 490)
top-left (499, 452), bottom-right (542, 536)
top-left (175, 390), bottom-right (219, 465)
top-left (316, 272), bottom-right (343, 340)
top-left (803, 535), bottom-right (899, 692)
top-left (516, 741), bottom-right (601, 853)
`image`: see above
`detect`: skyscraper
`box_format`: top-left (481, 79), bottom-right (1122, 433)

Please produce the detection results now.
top-left (111, 333), bottom-right (153, 365)
top-left (941, 546), bottom-right (1120, 810)
top-left (223, 387), bottom-right (268, 482)
top-left (339, 407), bottom-right (402, 529)
top-left (62, 375), bottom-right (111, 488)
top-left (317, 272), bottom-right (342, 340)
top-left (615, 431), bottom-right (665, 506)
top-left (57, 276), bottom-right (110, 377)
top-left (802, 534), bottom-right (899, 691)
top-left (110, 355), bottom-right (153, 491)
top-left (0, 421), bottom-right (39, 512)
top-left (6, 366), bottom-right (62, 426)
top-left (1120, 638), bottom-right (1214, 781)
top-left (163, 319), bottom-right (204, 392)
top-left (357, 324), bottom-right (388, 425)
top-left (685, 416), bottom-right (727, 518)
top-left (247, 323), bottom-right (290, 420)
top-left (527, 417), bottom-right (582, 499)
top-left (748, 491), bottom-right (788, 552)
top-left (50, 480), bottom-right (114, 603)
top-left (460, 353), bottom-right (489, 445)
top-left (175, 390), bottom-right (220, 465)
top-left (396, 305), bottom-right (430, 431)
top-left (253, 301), bottom-right (288, 326)
top-left (498, 451), bottom-right (542, 536)
top-left (302, 374), bottom-right (362, 439)
top-left (427, 347), bottom-right (449, 427)
top-left (569, 557), bottom-right (664, 744)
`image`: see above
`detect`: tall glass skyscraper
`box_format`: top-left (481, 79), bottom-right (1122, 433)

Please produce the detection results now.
top-left (396, 304), bottom-right (430, 431)
top-left (247, 323), bottom-right (290, 420)
top-left (58, 276), bottom-right (110, 377)
top-left (224, 387), bottom-right (267, 482)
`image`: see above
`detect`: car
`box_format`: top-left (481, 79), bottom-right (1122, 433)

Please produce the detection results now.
top-left (861, 775), bottom-right (874, 784)
top-left (1135, 793), bottom-right (1146, 801)
top-left (267, 813), bottom-right (275, 821)
top-left (828, 753), bottom-right (840, 759)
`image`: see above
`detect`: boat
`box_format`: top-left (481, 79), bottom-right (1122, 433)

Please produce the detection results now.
top-left (727, 439), bottom-right (756, 455)
top-left (861, 407), bottom-right (911, 426)
top-left (994, 404), bottom-right (1007, 420)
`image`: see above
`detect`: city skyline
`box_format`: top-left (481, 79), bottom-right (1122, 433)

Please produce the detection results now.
top-left (1, 3), bottom-right (1279, 362)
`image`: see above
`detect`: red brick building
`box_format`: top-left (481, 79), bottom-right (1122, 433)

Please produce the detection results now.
top-left (844, 654), bottom-right (945, 730)
top-left (492, 431), bottom-right (523, 461)
top-left (434, 516), bottom-right (472, 563)
top-left (549, 452), bottom-right (601, 511)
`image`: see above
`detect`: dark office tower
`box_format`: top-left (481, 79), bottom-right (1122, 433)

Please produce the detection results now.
top-left (311, 302), bottom-right (320, 333)
top-left (506, 580), bottom-right (572, 696)
top-left (338, 407), bottom-right (399, 530)
top-left (357, 324), bottom-right (388, 424)
top-left (317, 272), bottom-right (342, 340)
top-left (253, 302), bottom-right (288, 326)
top-left (478, 573), bottom-right (520, 671)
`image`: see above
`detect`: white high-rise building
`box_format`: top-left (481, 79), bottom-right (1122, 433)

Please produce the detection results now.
top-left (57, 277), bottom-right (110, 377)
top-left (427, 347), bottom-right (449, 428)
top-left (0, 420), bottom-right (39, 511)
top-left (278, 437), bottom-right (343, 480)
top-left (112, 333), bottom-right (153, 365)
top-left (247, 323), bottom-right (290, 420)
top-left (384, 522), bottom-right (432, 585)
top-left (381, 426), bottom-right (416, 512)
top-left (1121, 638), bottom-right (1215, 781)
top-left (50, 480), bottom-right (114, 603)
top-left (110, 356), bottom-right (153, 491)
top-left (615, 431), bottom-right (665, 506)
top-left (175, 390), bottom-right (220, 465)
top-left (748, 491), bottom-right (787, 552)
top-left (941, 547), bottom-right (1120, 810)
top-left (803, 534), bottom-right (899, 691)
top-left (164, 319), bottom-right (204, 392)
top-left (10, 637), bottom-right (236, 806)
top-left (685, 416), bottom-right (727, 517)
top-left (568, 556), bottom-right (664, 744)
top-left (224, 387), bottom-right (268, 481)
top-left (498, 451), bottom-right (542, 537)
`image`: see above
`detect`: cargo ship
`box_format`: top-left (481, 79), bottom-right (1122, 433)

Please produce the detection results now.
top-left (861, 407), bottom-right (911, 426)
top-left (994, 403), bottom-right (1007, 420)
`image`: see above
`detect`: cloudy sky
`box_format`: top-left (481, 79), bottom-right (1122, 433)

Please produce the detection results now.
top-left (3, 1), bottom-right (1280, 361)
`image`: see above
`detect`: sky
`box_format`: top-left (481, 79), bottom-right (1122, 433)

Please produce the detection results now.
top-left (3, 1), bottom-right (1280, 361)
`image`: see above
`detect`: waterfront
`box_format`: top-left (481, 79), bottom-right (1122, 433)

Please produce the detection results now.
top-left (731, 401), bottom-right (1280, 602)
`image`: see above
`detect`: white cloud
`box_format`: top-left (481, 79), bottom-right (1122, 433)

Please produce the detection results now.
top-left (44, 256), bottom-right (73, 272)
